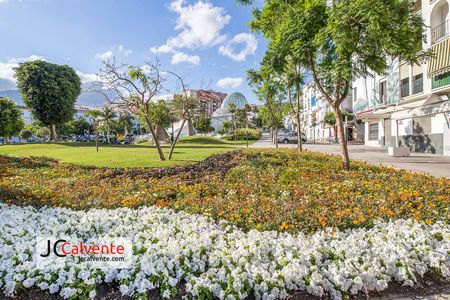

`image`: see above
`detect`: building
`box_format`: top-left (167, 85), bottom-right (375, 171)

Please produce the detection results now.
top-left (353, 0), bottom-right (450, 155)
top-left (185, 89), bottom-right (227, 116)
top-left (211, 92), bottom-right (250, 131)
top-left (297, 83), bottom-right (359, 143)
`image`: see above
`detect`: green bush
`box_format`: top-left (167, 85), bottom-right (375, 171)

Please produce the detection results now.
top-left (223, 128), bottom-right (261, 140)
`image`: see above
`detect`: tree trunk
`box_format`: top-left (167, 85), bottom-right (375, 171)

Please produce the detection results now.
top-left (187, 117), bottom-right (195, 136)
top-left (106, 125), bottom-right (110, 144)
top-left (275, 126), bottom-right (279, 148)
top-left (96, 132), bottom-right (99, 152)
top-left (168, 118), bottom-right (186, 160)
top-left (333, 105), bottom-right (350, 170)
top-left (146, 119), bottom-right (166, 161)
top-left (124, 125), bottom-right (129, 136)
top-left (4, 135), bottom-right (9, 144)
top-left (295, 83), bottom-right (303, 151)
top-left (50, 124), bottom-right (57, 141)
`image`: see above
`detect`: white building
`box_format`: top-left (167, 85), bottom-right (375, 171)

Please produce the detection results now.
top-left (353, 0), bottom-right (450, 155)
top-left (296, 83), bottom-right (359, 143)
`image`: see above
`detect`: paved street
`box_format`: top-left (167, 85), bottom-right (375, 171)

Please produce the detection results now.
top-left (251, 133), bottom-right (450, 178)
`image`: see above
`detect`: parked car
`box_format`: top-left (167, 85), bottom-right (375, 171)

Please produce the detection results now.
top-left (278, 132), bottom-right (307, 144)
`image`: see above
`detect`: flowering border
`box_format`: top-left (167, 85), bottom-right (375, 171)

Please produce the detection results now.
top-left (1, 204), bottom-right (449, 299)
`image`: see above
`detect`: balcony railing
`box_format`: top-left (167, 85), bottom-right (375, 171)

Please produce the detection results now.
top-left (431, 20), bottom-right (449, 45)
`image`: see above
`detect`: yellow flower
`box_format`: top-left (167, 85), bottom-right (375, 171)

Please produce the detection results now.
top-left (425, 219), bottom-right (432, 225)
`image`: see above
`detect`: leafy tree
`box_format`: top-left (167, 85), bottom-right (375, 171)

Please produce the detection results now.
top-left (71, 117), bottom-right (92, 136)
top-left (248, 68), bottom-right (287, 148)
top-left (15, 60), bottom-right (81, 141)
top-left (19, 129), bottom-right (33, 140)
top-left (36, 127), bottom-right (50, 139)
top-left (238, 0), bottom-right (427, 170)
top-left (117, 113), bottom-right (134, 136)
top-left (99, 106), bottom-right (116, 144)
top-left (85, 110), bottom-right (102, 152)
top-left (97, 61), bottom-right (166, 160)
top-left (0, 97), bottom-right (24, 144)
top-left (193, 114), bottom-right (214, 135)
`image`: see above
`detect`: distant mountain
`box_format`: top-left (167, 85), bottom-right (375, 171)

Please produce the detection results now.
top-left (0, 87), bottom-right (109, 107)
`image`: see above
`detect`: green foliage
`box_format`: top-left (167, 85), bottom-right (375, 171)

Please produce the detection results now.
top-left (193, 114), bottom-right (214, 134)
top-left (15, 60), bottom-right (81, 128)
top-left (0, 97), bottom-right (24, 142)
top-left (36, 127), bottom-right (50, 138)
top-left (324, 112), bottom-right (337, 127)
top-left (224, 128), bottom-right (262, 141)
top-left (19, 129), bottom-right (32, 140)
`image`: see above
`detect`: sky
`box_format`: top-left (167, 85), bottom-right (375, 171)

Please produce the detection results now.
top-left (0, 0), bottom-right (266, 105)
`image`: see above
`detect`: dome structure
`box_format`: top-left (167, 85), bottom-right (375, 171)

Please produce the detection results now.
top-left (213, 92), bottom-right (248, 115)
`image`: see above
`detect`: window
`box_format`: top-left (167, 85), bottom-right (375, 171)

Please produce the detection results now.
top-left (379, 80), bottom-right (387, 104)
top-left (368, 123), bottom-right (379, 141)
top-left (401, 78), bottom-right (410, 98)
top-left (352, 87), bottom-right (357, 103)
top-left (413, 73), bottom-right (423, 94)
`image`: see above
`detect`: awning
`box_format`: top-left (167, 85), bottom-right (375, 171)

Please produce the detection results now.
top-left (428, 39), bottom-right (450, 78)
top-left (391, 100), bottom-right (450, 120)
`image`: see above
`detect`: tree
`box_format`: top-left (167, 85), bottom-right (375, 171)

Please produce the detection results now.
top-left (19, 129), bottom-right (33, 141)
top-left (165, 72), bottom-right (199, 160)
top-left (117, 113), bottom-right (134, 136)
top-left (248, 68), bottom-right (287, 148)
top-left (99, 106), bottom-right (116, 144)
top-left (15, 60), bottom-right (81, 141)
top-left (36, 127), bottom-right (50, 139)
top-left (96, 61), bottom-right (166, 160)
top-left (324, 111), bottom-right (337, 142)
top-left (0, 97), bottom-right (24, 144)
top-left (238, 0), bottom-right (427, 170)
top-left (193, 114), bottom-right (214, 135)
top-left (72, 117), bottom-right (93, 136)
top-left (85, 110), bottom-right (102, 152)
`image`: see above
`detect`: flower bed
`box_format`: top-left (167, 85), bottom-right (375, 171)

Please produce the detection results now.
top-left (1, 149), bottom-right (449, 232)
top-left (1, 204), bottom-right (449, 299)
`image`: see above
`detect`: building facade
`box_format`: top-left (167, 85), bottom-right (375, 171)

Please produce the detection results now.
top-left (185, 89), bottom-right (227, 116)
top-left (353, 0), bottom-right (450, 155)
top-left (296, 83), bottom-right (358, 143)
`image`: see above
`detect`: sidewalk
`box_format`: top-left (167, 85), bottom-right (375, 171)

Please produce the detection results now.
top-left (251, 133), bottom-right (450, 178)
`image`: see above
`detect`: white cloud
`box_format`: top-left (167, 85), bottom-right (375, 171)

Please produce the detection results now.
top-left (0, 55), bottom-right (46, 83)
top-left (118, 45), bottom-right (132, 56)
top-left (171, 52), bottom-right (200, 65)
top-left (167, 0), bottom-right (230, 49)
top-left (216, 77), bottom-right (243, 89)
top-left (150, 45), bottom-right (174, 54)
top-left (219, 33), bottom-right (257, 61)
top-left (76, 71), bottom-right (100, 84)
top-left (96, 50), bottom-right (114, 61)
top-left (150, 0), bottom-right (231, 64)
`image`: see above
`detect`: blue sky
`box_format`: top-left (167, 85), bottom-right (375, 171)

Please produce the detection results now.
top-left (0, 0), bottom-right (266, 105)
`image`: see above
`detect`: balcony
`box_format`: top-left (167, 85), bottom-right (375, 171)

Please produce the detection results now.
top-left (431, 20), bottom-right (449, 45)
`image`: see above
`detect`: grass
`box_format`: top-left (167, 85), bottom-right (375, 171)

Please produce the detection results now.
top-left (0, 136), bottom-right (255, 168)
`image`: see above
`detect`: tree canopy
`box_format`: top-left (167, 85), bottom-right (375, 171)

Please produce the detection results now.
top-left (0, 97), bottom-right (24, 143)
top-left (238, 0), bottom-right (427, 169)
top-left (15, 60), bottom-right (81, 140)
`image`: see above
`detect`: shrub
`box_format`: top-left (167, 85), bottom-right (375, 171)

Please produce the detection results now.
top-left (19, 129), bottom-right (33, 140)
top-left (223, 128), bottom-right (261, 140)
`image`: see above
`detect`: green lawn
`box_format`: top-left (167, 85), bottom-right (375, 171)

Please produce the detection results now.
top-left (0, 136), bottom-right (254, 168)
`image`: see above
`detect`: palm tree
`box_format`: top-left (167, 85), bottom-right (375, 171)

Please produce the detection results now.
top-left (99, 106), bottom-right (116, 144)
top-left (85, 110), bottom-right (102, 151)
top-left (118, 113), bottom-right (134, 136)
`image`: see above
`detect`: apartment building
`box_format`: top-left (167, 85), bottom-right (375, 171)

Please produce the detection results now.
top-left (353, 0), bottom-right (450, 155)
top-left (298, 83), bottom-right (358, 143)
